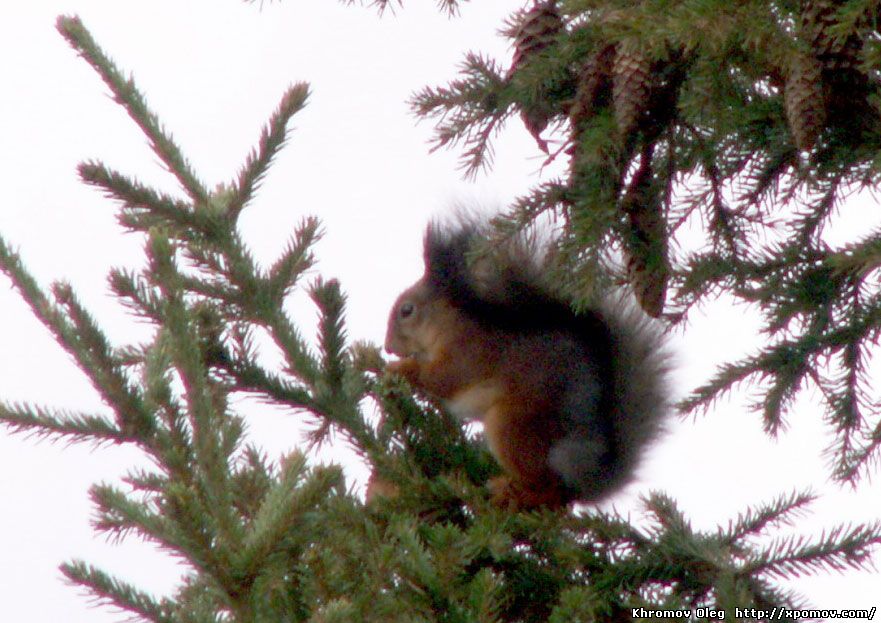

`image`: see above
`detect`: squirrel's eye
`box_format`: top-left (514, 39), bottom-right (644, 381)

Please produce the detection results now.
top-left (399, 302), bottom-right (415, 319)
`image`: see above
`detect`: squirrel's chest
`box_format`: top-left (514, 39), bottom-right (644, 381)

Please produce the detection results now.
top-left (445, 381), bottom-right (504, 422)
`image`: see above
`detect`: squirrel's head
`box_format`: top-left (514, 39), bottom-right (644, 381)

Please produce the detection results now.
top-left (384, 280), bottom-right (432, 359)
top-left (384, 278), bottom-right (459, 363)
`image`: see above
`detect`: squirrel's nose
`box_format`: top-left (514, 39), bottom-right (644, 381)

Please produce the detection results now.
top-left (384, 333), bottom-right (406, 357)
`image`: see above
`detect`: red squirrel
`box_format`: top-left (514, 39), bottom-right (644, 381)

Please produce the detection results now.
top-left (384, 221), bottom-right (670, 510)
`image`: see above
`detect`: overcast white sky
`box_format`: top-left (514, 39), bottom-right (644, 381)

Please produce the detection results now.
top-left (0, 1), bottom-right (879, 621)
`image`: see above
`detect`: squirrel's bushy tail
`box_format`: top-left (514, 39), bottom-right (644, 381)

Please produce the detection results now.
top-left (600, 295), bottom-right (671, 495)
top-left (425, 216), bottom-right (671, 502)
top-left (545, 292), bottom-right (671, 501)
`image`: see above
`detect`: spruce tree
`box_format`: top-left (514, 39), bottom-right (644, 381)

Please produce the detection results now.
top-left (0, 7), bottom-right (879, 623)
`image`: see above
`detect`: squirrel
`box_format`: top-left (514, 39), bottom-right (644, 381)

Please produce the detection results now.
top-left (384, 219), bottom-right (671, 510)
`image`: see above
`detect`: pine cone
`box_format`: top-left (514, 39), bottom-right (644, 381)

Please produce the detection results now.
top-left (621, 148), bottom-right (667, 317)
top-left (800, 0), bottom-right (862, 71)
top-left (626, 202), bottom-right (668, 318)
top-left (508, 0), bottom-right (563, 76)
top-left (508, 0), bottom-right (564, 152)
top-left (569, 44), bottom-right (616, 129)
top-left (612, 42), bottom-right (652, 139)
top-left (521, 106), bottom-right (555, 153)
top-left (784, 50), bottom-right (826, 152)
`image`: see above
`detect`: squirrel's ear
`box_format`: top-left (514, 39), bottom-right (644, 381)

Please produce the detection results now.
top-left (423, 221), bottom-right (481, 302)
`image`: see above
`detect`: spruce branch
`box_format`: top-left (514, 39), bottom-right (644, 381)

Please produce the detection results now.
top-left (89, 482), bottom-right (169, 545)
top-left (15, 20), bottom-right (390, 617)
top-left (491, 179), bottom-right (570, 238)
top-left (108, 268), bottom-right (165, 326)
top-left (146, 236), bottom-right (220, 448)
top-left (158, 480), bottom-right (239, 586)
top-left (746, 522), bottom-right (881, 580)
top-left (0, 237), bottom-right (154, 444)
top-left (411, 51), bottom-right (511, 177)
top-left (56, 20), bottom-right (361, 448)
top-left (88, 476), bottom-right (248, 607)
top-left (123, 468), bottom-right (168, 494)
top-left (0, 401), bottom-right (130, 446)
top-left (264, 311), bottom-right (322, 387)
top-left (238, 456), bottom-right (343, 582)
top-left (310, 278), bottom-right (348, 397)
top-left (0, 235), bottom-right (79, 350)
top-left (266, 217), bottom-right (321, 305)
top-left (139, 233), bottom-right (255, 564)
top-left (337, 0), bottom-right (461, 18)
top-left (78, 161), bottom-right (194, 235)
top-left (230, 444), bottom-right (275, 521)
top-left (228, 355), bottom-right (315, 410)
top-left (227, 83), bottom-right (310, 221)
top-left (53, 282), bottom-right (156, 440)
top-left (144, 187), bottom-right (326, 396)
top-left (139, 338), bottom-right (197, 480)
top-left (720, 490), bottom-right (817, 543)
top-left (61, 561), bottom-right (175, 623)
top-left (57, 16), bottom-right (209, 206)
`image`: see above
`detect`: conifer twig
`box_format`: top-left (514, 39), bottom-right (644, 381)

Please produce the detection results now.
top-left (228, 84), bottom-right (310, 221)
top-left (57, 15), bottom-right (209, 206)
top-left (0, 402), bottom-right (130, 445)
top-left (61, 561), bottom-right (175, 623)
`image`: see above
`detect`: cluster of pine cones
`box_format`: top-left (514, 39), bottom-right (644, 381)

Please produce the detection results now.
top-left (507, 0), bottom-right (671, 317)
top-left (784, 0), bottom-right (872, 152)
top-left (507, 1), bottom-right (659, 153)
top-left (509, 0), bottom-right (877, 158)
top-left (504, 0), bottom-right (878, 317)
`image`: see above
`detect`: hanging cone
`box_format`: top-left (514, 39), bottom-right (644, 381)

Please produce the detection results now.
top-left (621, 147), bottom-right (667, 317)
top-left (521, 107), bottom-right (554, 153)
top-left (626, 200), bottom-right (668, 318)
top-left (784, 50), bottom-right (826, 152)
top-left (508, 0), bottom-right (563, 75)
top-left (569, 44), bottom-right (616, 129)
top-left (507, 0), bottom-right (564, 152)
top-left (612, 41), bottom-right (652, 139)
top-left (567, 44), bottom-right (615, 183)
top-left (800, 0), bottom-right (862, 71)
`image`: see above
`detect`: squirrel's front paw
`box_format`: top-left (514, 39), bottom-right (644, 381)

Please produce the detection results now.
top-left (386, 357), bottom-right (419, 382)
